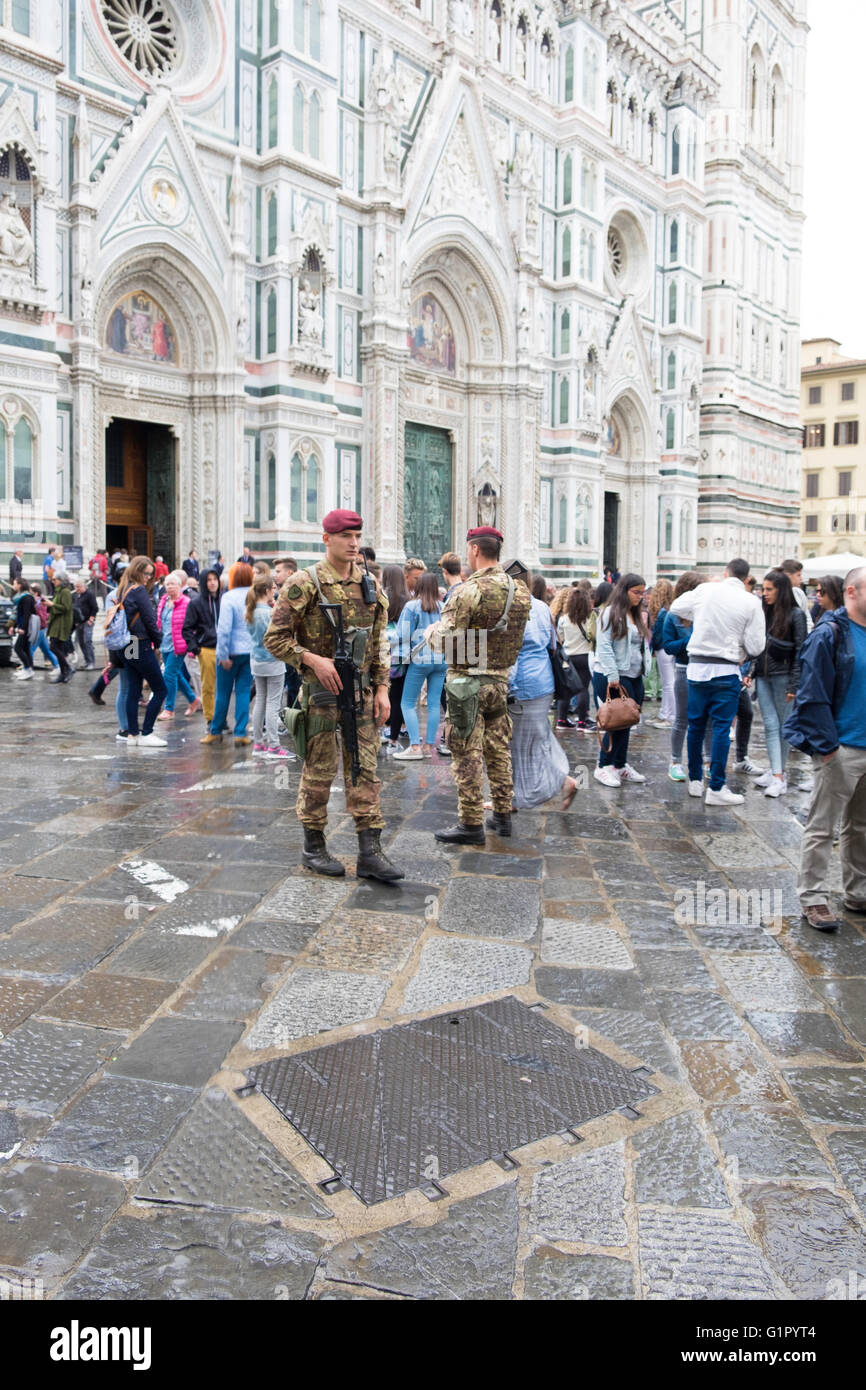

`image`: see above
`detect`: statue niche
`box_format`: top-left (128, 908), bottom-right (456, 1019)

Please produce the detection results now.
top-left (0, 148), bottom-right (35, 275)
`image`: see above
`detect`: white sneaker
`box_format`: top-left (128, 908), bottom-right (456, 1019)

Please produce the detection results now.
top-left (649, 718), bottom-right (672, 730)
top-left (393, 746), bottom-right (423, 760)
top-left (620, 764), bottom-right (646, 783)
top-left (733, 757), bottom-right (764, 775)
top-left (594, 766), bottom-right (622, 788)
top-left (125, 735), bottom-right (139, 745)
top-left (798, 774), bottom-right (815, 793)
top-left (764, 777), bottom-right (787, 798)
top-left (705, 785), bottom-right (744, 806)
top-left (137, 732), bottom-right (167, 748)
top-left (753, 770), bottom-right (774, 789)
top-left (688, 780), bottom-right (704, 797)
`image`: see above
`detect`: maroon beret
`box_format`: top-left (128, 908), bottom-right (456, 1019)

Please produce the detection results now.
top-left (466, 526), bottom-right (503, 543)
top-left (322, 509), bottom-right (363, 534)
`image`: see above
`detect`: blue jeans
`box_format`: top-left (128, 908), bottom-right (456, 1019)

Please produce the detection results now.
top-left (686, 675), bottom-right (741, 789)
top-left (211, 654), bottom-right (252, 736)
top-left (163, 649), bottom-right (196, 711)
top-left (116, 663), bottom-right (130, 732)
top-left (401, 662), bottom-right (447, 744)
top-left (756, 674), bottom-right (792, 775)
top-left (124, 645), bottom-right (167, 736)
top-left (592, 672), bottom-right (644, 769)
top-left (31, 630), bottom-right (58, 668)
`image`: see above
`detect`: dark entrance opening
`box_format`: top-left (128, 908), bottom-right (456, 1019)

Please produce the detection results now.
top-left (603, 491), bottom-right (619, 574)
top-left (105, 419), bottom-right (176, 565)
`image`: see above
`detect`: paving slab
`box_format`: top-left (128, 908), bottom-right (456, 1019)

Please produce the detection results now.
top-left (307, 913), bottom-right (421, 974)
top-left (170, 949), bottom-right (287, 1022)
top-left (540, 919), bottom-right (633, 970)
top-left (742, 1183), bottom-right (866, 1300)
top-left (681, 1041), bottom-right (788, 1105)
top-left (135, 1088), bottom-right (332, 1218)
top-left (634, 948), bottom-right (715, 992)
top-left (530, 1143), bottom-right (628, 1246)
top-left (107, 1018), bottom-right (243, 1088)
top-left (745, 1009), bottom-right (861, 1061)
top-left (637, 1207), bottom-right (780, 1300)
top-left (105, 930), bottom-right (219, 982)
top-left (0, 915), bottom-right (132, 982)
top-left (707, 1105), bottom-right (834, 1181)
top-left (14, 847), bottom-right (120, 882)
top-left (32, 1077), bottom-right (196, 1174)
top-left (0, 1160), bottom-right (124, 1283)
top-left (523, 1249), bottom-right (635, 1300)
top-left (810, 978), bottom-right (866, 1044)
top-left (400, 937), bottom-right (532, 1013)
top-left (439, 876), bottom-right (541, 941)
top-left (653, 991), bottom-right (743, 1041)
top-left (568, 1007), bottom-right (685, 1079)
top-left (245, 968), bottom-right (388, 1048)
top-left (229, 919), bottom-right (321, 955)
top-left (58, 1209), bottom-right (324, 1301)
top-left (343, 880), bottom-right (440, 914)
top-left (255, 876), bottom-right (350, 923)
top-left (535, 966), bottom-right (647, 1012)
top-left (324, 1182), bottom-right (519, 1300)
top-left (631, 1113), bottom-right (729, 1207)
top-left (783, 1068), bottom-right (866, 1125)
top-left (38, 973), bottom-right (174, 1031)
top-left (0, 1020), bottom-right (124, 1114)
top-left (711, 952), bottom-right (822, 1010)
top-left (826, 1131), bottom-right (866, 1220)
top-left (0, 977), bottom-right (61, 1033)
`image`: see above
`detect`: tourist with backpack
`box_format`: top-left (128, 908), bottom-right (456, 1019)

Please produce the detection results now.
top-left (29, 584), bottom-right (59, 672)
top-left (118, 556), bottom-right (168, 746)
top-left (783, 565), bottom-right (866, 932)
top-left (94, 582), bottom-right (132, 739)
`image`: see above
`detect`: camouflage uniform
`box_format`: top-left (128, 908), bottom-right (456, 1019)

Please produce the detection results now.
top-left (264, 560), bottom-right (390, 831)
top-left (431, 565), bottom-right (530, 826)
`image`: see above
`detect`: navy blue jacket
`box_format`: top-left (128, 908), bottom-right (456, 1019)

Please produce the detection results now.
top-left (661, 610), bottom-right (691, 663)
top-left (650, 607), bottom-right (668, 653)
top-left (782, 607), bottom-right (856, 757)
top-left (122, 585), bottom-right (161, 649)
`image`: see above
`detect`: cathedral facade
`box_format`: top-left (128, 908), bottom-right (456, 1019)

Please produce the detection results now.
top-left (0, 0), bottom-right (806, 581)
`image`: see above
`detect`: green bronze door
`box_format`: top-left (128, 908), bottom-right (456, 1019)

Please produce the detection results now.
top-left (403, 423), bottom-right (452, 565)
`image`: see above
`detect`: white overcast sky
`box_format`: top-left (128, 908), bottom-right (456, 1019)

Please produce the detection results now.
top-left (800, 1), bottom-right (866, 356)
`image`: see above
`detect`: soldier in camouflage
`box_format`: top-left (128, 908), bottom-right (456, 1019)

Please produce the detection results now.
top-left (427, 526), bottom-right (531, 844)
top-left (263, 509), bottom-right (403, 881)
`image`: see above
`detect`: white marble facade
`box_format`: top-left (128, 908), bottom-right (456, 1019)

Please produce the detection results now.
top-left (0, 0), bottom-right (807, 579)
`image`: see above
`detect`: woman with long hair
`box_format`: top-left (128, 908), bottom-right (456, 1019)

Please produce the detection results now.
top-left (382, 563), bottom-right (410, 747)
top-left (661, 570), bottom-right (707, 781)
top-left (245, 576), bottom-right (288, 759)
top-left (592, 572), bottom-right (650, 787)
top-left (201, 561), bottom-right (254, 746)
top-left (12, 579), bottom-right (37, 680)
top-left (749, 567), bottom-right (807, 797)
top-left (556, 584), bottom-right (594, 731)
top-left (814, 574), bottom-right (844, 619)
top-left (393, 571), bottom-right (447, 759)
top-left (508, 567), bottom-right (578, 811)
top-left (647, 579), bottom-right (676, 729)
top-left (119, 555), bottom-right (168, 745)
top-left (155, 570), bottom-right (197, 720)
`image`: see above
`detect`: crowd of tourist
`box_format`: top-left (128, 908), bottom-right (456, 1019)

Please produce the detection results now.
top-left (5, 541), bottom-right (865, 933)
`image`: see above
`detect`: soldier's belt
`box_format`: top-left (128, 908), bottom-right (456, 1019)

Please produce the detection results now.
top-left (304, 671), bottom-right (372, 698)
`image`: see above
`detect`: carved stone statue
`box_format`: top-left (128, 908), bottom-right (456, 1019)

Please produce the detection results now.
top-left (449, 0), bottom-right (475, 38)
top-left (514, 130), bottom-right (537, 190)
top-left (373, 252), bottom-right (389, 299)
top-left (477, 482), bottom-right (498, 528)
top-left (0, 193), bottom-right (34, 271)
top-left (298, 277), bottom-right (323, 345)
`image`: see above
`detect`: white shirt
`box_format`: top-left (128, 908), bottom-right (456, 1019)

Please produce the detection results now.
top-left (670, 576), bottom-right (765, 678)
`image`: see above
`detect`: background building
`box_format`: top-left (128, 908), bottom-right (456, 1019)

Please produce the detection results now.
top-left (800, 337), bottom-right (866, 560)
top-left (0, 0), bottom-right (807, 581)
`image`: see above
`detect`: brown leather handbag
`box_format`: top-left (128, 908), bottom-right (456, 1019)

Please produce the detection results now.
top-left (596, 683), bottom-right (641, 732)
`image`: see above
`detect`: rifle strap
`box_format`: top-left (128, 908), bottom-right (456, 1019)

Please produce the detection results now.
top-left (490, 575), bottom-right (516, 634)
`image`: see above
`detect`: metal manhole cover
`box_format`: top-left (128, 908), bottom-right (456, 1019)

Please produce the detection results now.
top-left (247, 995), bottom-right (657, 1205)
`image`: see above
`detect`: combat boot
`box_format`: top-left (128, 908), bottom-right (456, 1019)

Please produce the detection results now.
top-left (485, 812), bottom-right (512, 837)
top-left (435, 822), bottom-right (486, 845)
top-left (356, 828), bottom-right (404, 882)
top-left (302, 828), bottom-right (345, 877)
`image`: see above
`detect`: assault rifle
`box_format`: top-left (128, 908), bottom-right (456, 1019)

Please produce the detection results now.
top-left (318, 601), bottom-right (363, 785)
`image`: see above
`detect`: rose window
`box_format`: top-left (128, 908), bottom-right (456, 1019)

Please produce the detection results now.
top-left (607, 226), bottom-right (625, 281)
top-left (101, 0), bottom-right (179, 77)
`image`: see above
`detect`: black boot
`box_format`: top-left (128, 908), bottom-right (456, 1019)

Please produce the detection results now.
top-left (435, 822), bottom-right (486, 845)
top-left (356, 828), bottom-right (404, 882)
top-left (302, 827), bottom-right (345, 877)
top-left (485, 812), bottom-right (512, 837)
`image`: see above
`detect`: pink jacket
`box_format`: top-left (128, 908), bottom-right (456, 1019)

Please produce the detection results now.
top-left (157, 593), bottom-right (190, 656)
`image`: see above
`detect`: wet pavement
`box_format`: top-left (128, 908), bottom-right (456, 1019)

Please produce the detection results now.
top-left (0, 674), bottom-right (864, 1301)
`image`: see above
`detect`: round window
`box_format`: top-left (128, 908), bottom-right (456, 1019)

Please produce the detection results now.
top-left (101, 0), bottom-right (179, 78)
top-left (607, 226), bottom-right (625, 282)
top-left (604, 209), bottom-right (649, 297)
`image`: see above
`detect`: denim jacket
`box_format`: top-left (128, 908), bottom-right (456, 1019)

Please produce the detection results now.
top-left (595, 609), bottom-right (651, 683)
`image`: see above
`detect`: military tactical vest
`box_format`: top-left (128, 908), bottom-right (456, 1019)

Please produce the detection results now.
top-left (450, 567), bottom-right (531, 675)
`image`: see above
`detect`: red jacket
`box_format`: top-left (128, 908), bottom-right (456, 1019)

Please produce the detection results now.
top-left (156, 593), bottom-right (190, 655)
top-left (90, 553), bottom-right (108, 580)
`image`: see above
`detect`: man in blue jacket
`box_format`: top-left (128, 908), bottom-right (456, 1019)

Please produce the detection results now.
top-left (783, 565), bottom-right (866, 931)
